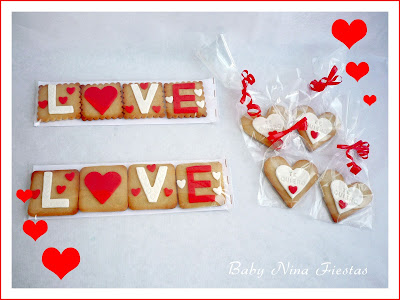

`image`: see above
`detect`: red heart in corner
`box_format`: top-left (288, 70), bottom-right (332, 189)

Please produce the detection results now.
top-left (346, 62), bottom-right (369, 82)
top-left (42, 247), bottom-right (80, 280)
top-left (146, 164), bottom-right (156, 172)
top-left (66, 87), bottom-right (75, 95)
top-left (363, 95), bottom-right (376, 106)
top-left (332, 19), bottom-right (367, 49)
top-left (16, 189), bottom-right (32, 203)
top-left (288, 186), bottom-right (298, 194)
top-left (23, 220), bottom-right (48, 241)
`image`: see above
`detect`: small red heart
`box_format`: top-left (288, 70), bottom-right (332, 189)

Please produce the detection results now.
top-left (346, 62), bottom-right (369, 82)
top-left (32, 189), bottom-right (41, 199)
top-left (16, 189), bottom-right (32, 202)
top-left (332, 19), bottom-right (367, 49)
top-left (57, 185), bottom-right (66, 194)
top-left (288, 186), bottom-right (297, 194)
top-left (65, 172), bottom-right (75, 181)
top-left (38, 100), bottom-right (48, 109)
top-left (311, 131), bottom-right (319, 139)
top-left (363, 95), bottom-right (376, 106)
top-left (125, 105), bottom-right (134, 113)
top-left (131, 188), bottom-right (141, 196)
top-left (42, 247), bottom-right (80, 280)
top-left (152, 106), bottom-right (161, 113)
top-left (139, 83), bottom-right (149, 90)
top-left (59, 97), bottom-right (68, 104)
top-left (23, 220), bottom-right (48, 241)
top-left (164, 188), bottom-right (173, 197)
top-left (339, 200), bottom-right (347, 209)
top-left (147, 164), bottom-right (156, 172)
top-left (84, 86), bottom-right (118, 115)
top-left (66, 87), bottom-right (75, 95)
top-left (84, 172), bottom-right (122, 204)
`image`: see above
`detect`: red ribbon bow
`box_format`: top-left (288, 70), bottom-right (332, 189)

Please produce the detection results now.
top-left (337, 140), bottom-right (370, 175)
top-left (267, 117), bottom-right (308, 144)
top-left (309, 65), bottom-right (342, 92)
top-left (240, 70), bottom-right (261, 118)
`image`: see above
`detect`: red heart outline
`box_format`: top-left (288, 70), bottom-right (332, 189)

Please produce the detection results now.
top-left (346, 62), bottom-right (369, 82)
top-left (84, 86), bottom-right (118, 115)
top-left (363, 95), bottom-right (376, 106)
top-left (42, 247), bottom-right (80, 280)
top-left (16, 189), bottom-right (32, 202)
top-left (332, 19), bottom-right (367, 49)
top-left (23, 220), bottom-right (48, 241)
top-left (65, 172), bottom-right (75, 181)
top-left (164, 188), bottom-right (173, 197)
top-left (38, 100), bottom-right (48, 109)
top-left (288, 186), bottom-right (298, 194)
top-left (146, 164), bottom-right (156, 172)
top-left (131, 188), bottom-right (141, 196)
top-left (125, 105), bottom-right (134, 113)
top-left (84, 172), bottom-right (122, 204)
top-left (66, 87), bottom-right (75, 95)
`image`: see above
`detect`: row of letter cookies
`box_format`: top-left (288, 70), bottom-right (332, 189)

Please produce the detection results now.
top-left (28, 162), bottom-right (226, 216)
top-left (37, 81), bottom-right (206, 122)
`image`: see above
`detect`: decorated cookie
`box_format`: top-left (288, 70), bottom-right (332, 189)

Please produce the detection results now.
top-left (79, 165), bottom-right (128, 212)
top-left (295, 106), bottom-right (337, 151)
top-left (320, 169), bottom-right (373, 223)
top-left (241, 105), bottom-right (287, 147)
top-left (164, 81), bottom-right (206, 118)
top-left (122, 82), bottom-right (165, 119)
top-left (263, 156), bottom-right (318, 208)
top-left (175, 162), bottom-right (225, 209)
top-left (37, 83), bottom-right (81, 122)
top-left (81, 83), bottom-right (123, 121)
top-left (128, 164), bottom-right (177, 210)
top-left (28, 170), bottom-right (80, 216)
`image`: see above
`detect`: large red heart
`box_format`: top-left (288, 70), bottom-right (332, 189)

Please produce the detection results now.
top-left (332, 19), bottom-right (367, 49)
top-left (42, 247), bottom-right (80, 280)
top-left (288, 186), bottom-right (297, 194)
top-left (84, 172), bottom-right (121, 204)
top-left (346, 62), bottom-right (369, 82)
top-left (16, 189), bottom-right (32, 202)
top-left (23, 220), bottom-right (48, 241)
top-left (84, 86), bottom-right (118, 115)
top-left (363, 95), bottom-right (376, 106)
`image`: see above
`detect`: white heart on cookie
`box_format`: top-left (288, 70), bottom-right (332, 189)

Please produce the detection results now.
top-left (276, 165), bottom-right (311, 199)
top-left (177, 179), bottom-right (186, 189)
top-left (165, 96), bottom-right (173, 103)
top-left (196, 100), bottom-right (205, 108)
top-left (194, 89), bottom-right (203, 96)
top-left (304, 113), bottom-right (333, 144)
top-left (330, 180), bottom-right (364, 214)
top-left (213, 186), bottom-right (222, 195)
top-left (212, 172), bottom-right (221, 180)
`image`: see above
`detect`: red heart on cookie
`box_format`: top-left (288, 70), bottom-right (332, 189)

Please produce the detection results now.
top-left (152, 106), bottom-right (161, 113)
top-left (59, 97), bottom-right (68, 104)
top-left (339, 200), bottom-right (347, 209)
top-left (65, 172), bottom-right (75, 181)
top-left (23, 220), bottom-right (47, 241)
top-left (311, 131), bottom-right (319, 139)
top-left (57, 185), bottom-right (66, 194)
top-left (32, 189), bottom-right (41, 199)
top-left (139, 83), bottom-right (149, 90)
top-left (84, 86), bottom-right (118, 115)
top-left (16, 189), bottom-right (32, 202)
top-left (164, 188), bottom-right (173, 197)
top-left (125, 105), bottom-right (134, 113)
top-left (131, 188), bottom-right (141, 196)
top-left (66, 87), bottom-right (75, 95)
top-left (38, 100), bottom-right (48, 109)
top-left (146, 164), bottom-right (156, 172)
top-left (288, 186), bottom-right (298, 194)
top-left (84, 172), bottom-right (122, 204)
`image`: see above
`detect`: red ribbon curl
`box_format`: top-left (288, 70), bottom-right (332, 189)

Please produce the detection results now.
top-left (337, 140), bottom-right (370, 175)
top-left (267, 117), bottom-right (308, 144)
top-left (309, 65), bottom-right (342, 92)
top-left (240, 70), bottom-right (261, 118)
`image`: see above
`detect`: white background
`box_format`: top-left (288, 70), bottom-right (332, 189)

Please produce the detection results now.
top-left (11, 12), bottom-right (388, 289)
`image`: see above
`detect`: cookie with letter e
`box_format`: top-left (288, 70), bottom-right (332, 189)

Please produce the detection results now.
top-left (81, 83), bottom-right (123, 121)
top-left (128, 164), bottom-right (177, 210)
top-left (37, 83), bottom-right (81, 122)
top-left (264, 156), bottom-right (318, 208)
top-left (79, 165), bottom-right (128, 212)
top-left (319, 169), bottom-right (373, 223)
top-left (28, 170), bottom-right (80, 216)
top-left (175, 162), bottom-right (225, 209)
top-left (164, 81), bottom-right (206, 118)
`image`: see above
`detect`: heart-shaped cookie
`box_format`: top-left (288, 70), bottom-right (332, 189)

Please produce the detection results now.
top-left (241, 105), bottom-right (287, 147)
top-left (264, 156), bottom-right (318, 208)
top-left (319, 169), bottom-right (372, 223)
top-left (296, 106), bottom-right (337, 151)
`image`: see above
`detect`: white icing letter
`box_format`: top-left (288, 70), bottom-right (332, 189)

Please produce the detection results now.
top-left (136, 166), bottom-right (168, 203)
top-left (131, 83), bottom-right (158, 114)
top-left (48, 84), bottom-right (74, 114)
top-left (42, 172), bottom-right (69, 208)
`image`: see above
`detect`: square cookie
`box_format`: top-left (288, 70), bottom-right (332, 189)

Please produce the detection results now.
top-left (164, 81), bottom-right (206, 118)
top-left (122, 82), bottom-right (165, 118)
top-left (37, 83), bottom-right (81, 122)
top-left (128, 164), bottom-right (177, 210)
top-left (176, 162), bottom-right (225, 209)
top-left (79, 165), bottom-right (128, 212)
top-left (28, 170), bottom-right (80, 216)
top-left (81, 83), bottom-right (123, 121)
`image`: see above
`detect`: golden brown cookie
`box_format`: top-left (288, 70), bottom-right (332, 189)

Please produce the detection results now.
top-left (128, 163), bottom-right (177, 210)
top-left (264, 156), bottom-right (318, 208)
top-left (28, 170), bottom-right (80, 216)
top-left (320, 169), bottom-right (373, 223)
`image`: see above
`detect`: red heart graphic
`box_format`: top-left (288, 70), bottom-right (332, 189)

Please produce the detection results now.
top-left (311, 131), bottom-right (319, 139)
top-left (16, 189), bottom-right (32, 202)
top-left (38, 100), bottom-right (48, 109)
top-left (332, 19), bottom-right (367, 49)
top-left (84, 172), bottom-right (121, 204)
top-left (57, 185), bottom-right (66, 194)
top-left (42, 247), bottom-right (80, 280)
top-left (147, 164), bottom-right (156, 172)
top-left (66, 87), bottom-right (75, 95)
top-left (125, 105), bottom-right (134, 113)
top-left (84, 86), bottom-right (118, 115)
top-left (23, 220), bottom-right (47, 241)
top-left (32, 189), bottom-right (41, 199)
top-left (288, 186), bottom-right (297, 194)
top-left (164, 188), bottom-right (173, 197)
top-left (363, 95), bottom-right (376, 106)
top-left (65, 172), bottom-right (75, 181)
top-left (346, 62), bottom-right (369, 82)
top-left (339, 200), bottom-right (347, 209)
top-left (131, 188), bottom-right (141, 196)
top-left (59, 97), bottom-right (68, 104)
top-left (139, 82), bottom-right (149, 90)
top-left (152, 106), bottom-right (161, 113)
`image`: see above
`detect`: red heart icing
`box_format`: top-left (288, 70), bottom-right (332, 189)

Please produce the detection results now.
top-left (363, 95), bottom-right (376, 106)
top-left (331, 19), bottom-right (367, 49)
top-left (59, 97), bottom-right (68, 104)
top-left (84, 86), bottom-right (118, 115)
top-left (125, 105), bottom-right (134, 113)
top-left (38, 100), bottom-right (48, 109)
top-left (339, 200), bottom-right (347, 209)
top-left (288, 186), bottom-right (297, 194)
top-left (57, 185), bottom-right (66, 194)
top-left (164, 188), bottom-right (173, 197)
top-left (66, 87), bottom-right (75, 95)
top-left (32, 189), bottom-right (41, 199)
top-left (42, 247), bottom-right (80, 280)
top-left (346, 62), bottom-right (369, 82)
top-left (65, 172), bottom-right (75, 181)
top-left (84, 172), bottom-right (121, 204)
top-left (139, 83), bottom-right (149, 90)
top-left (146, 164), bottom-right (156, 172)
top-left (311, 131), bottom-right (319, 139)
top-left (23, 220), bottom-right (48, 241)
top-left (16, 189), bottom-right (32, 202)
top-left (152, 106), bottom-right (161, 113)
top-left (131, 188), bottom-right (141, 196)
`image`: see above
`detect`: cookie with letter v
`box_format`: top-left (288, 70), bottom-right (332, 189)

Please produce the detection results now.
top-left (28, 170), bottom-right (80, 216)
top-left (263, 157), bottom-right (318, 208)
top-left (128, 164), bottom-right (177, 210)
top-left (319, 169), bottom-right (372, 223)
